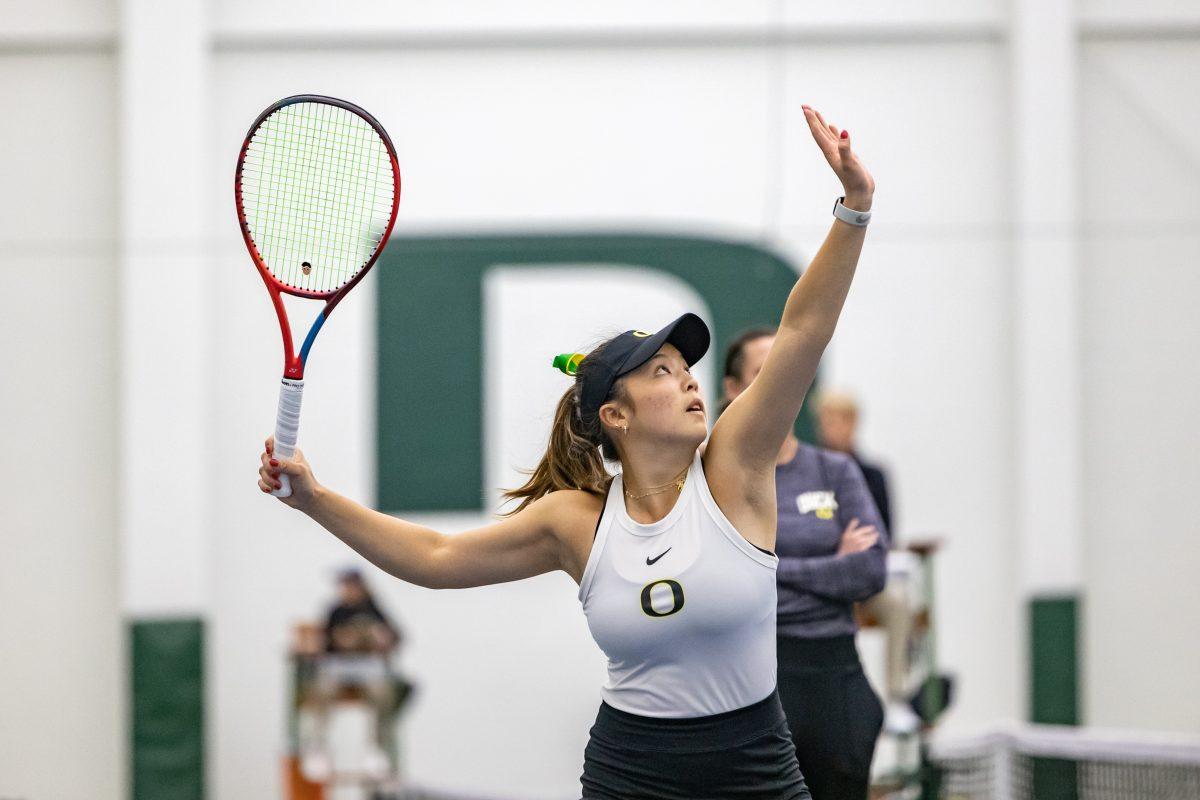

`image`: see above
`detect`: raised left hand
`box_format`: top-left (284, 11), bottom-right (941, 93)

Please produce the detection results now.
top-left (803, 105), bottom-right (875, 209)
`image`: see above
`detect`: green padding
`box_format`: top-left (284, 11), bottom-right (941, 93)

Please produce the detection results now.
top-left (1031, 757), bottom-right (1079, 800)
top-left (1029, 595), bottom-right (1079, 725)
top-left (131, 618), bottom-right (204, 800)
top-left (1029, 595), bottom-right (1080, 798)
top-left (376, 233), bottom-right (811, 512)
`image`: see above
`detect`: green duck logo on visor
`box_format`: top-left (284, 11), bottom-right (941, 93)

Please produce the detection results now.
top-left (552, 352), bottom-right (587, 376)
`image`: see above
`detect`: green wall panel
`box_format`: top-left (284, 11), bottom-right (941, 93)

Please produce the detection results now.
top-left (131, 618), bottom-right (204, 800)
top-left (1030, 595), bottom-right (1079, 725)
top-left (1030, 595), bottom-right (1080, 799)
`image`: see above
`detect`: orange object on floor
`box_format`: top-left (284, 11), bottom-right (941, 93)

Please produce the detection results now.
top-left (284, 755), bottom-right (324, 800)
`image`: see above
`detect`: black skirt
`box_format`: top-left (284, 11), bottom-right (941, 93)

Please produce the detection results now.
top-left (580, 690), bottom-right (811, 800)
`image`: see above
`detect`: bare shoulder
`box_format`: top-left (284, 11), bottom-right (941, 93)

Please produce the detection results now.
top-left (526, 488), bottom-right (606, 582)
top-left (533, 488), bottom-right (605, 537)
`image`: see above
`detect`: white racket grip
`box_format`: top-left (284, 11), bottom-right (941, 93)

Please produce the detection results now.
top-left (272, 378), bottom-right (305, 498)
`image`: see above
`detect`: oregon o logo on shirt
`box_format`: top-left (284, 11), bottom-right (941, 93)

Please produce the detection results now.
top-left (640, 579), bottom-right (685, 618)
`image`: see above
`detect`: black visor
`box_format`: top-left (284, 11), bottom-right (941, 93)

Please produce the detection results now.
top-left (579, 313), bottom-right (710, 421)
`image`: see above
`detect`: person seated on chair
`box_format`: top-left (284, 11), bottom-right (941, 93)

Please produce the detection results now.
top-left (303, 568), bottom-right (403, 783)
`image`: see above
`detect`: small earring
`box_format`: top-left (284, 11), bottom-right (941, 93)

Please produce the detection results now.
top-left (621, 425), bottom-right (628, 435)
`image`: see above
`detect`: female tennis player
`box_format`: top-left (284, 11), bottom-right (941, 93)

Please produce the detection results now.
top-left (723, 328), bottom-right (888, 800)
top-left (257, 105), bottom-right (874, 799)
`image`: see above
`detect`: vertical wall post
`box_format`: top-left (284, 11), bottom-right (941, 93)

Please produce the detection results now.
top-left (119, 2), bottom-right (210, 797)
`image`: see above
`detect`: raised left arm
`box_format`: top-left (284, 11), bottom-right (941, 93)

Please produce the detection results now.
top-left (710, 106), bottom-right (875, 472)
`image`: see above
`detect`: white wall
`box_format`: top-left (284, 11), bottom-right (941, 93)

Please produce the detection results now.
top-left (0, 43), bottom-right (123, 800)
top-left (777, 39), bottom-right (1020, 731)
top-left (0, 0), bottom-right (115, 38)
top-left (1079, 37), bottom-right (1200, 732)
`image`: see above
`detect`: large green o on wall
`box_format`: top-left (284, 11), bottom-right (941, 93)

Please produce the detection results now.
top-left (375, 233), bottom-right (810, 513)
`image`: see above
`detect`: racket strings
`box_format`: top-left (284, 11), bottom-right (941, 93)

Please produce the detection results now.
top-left (262, 104), bottom-right (389, 289)
top-left (239, 100), bottom-right (396, 294)
top-left (247, 105), bottom-right (390, 290)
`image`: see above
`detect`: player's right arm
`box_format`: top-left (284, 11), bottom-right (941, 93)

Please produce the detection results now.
top-left (258, 437), bottom-right (594, 589)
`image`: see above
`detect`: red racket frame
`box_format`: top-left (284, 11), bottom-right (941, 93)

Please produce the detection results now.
top-left (234, 94), bottom-right (401, 379)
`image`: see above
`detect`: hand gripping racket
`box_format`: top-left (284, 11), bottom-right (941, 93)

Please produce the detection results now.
top-left (235, 95), bottom-right (400, 497)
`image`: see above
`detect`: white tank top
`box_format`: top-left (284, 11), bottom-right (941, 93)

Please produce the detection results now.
top-left (578, 452), bottom-right (779, 718)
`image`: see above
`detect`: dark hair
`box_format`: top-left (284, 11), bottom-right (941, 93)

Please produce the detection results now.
top-left (501, 336), bottom-right (629, 515)
top-left (723, 326), bottom-right (778, 382)
top-left (716, 326), bottom-right (779, 418)
top-left (337, 568), bottom-right (382, 612)
top-left (337, 568), bottom-right (364, 584)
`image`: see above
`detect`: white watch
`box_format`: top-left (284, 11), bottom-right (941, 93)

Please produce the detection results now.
top-left (832, 196), bottom-right (871, 226)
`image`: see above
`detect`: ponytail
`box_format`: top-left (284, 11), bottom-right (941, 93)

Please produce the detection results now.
top-left (501, 337), bottom-right (625, 515)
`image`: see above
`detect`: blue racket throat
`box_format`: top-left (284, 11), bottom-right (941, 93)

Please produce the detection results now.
top-left (299, 312), bottom-right (327, 365)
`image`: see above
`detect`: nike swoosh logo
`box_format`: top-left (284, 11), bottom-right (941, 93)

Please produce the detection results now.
top-left (646, 548), bottom-right (671, 565)
top-left (856, 214), bottom-right (869, 224)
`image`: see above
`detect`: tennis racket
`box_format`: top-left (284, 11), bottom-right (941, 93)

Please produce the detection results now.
top-left (235, 95), bottom-right (401, 497)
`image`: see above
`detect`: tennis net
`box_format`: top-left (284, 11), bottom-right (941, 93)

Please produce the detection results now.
top-left (926, 724), bottom-right (1200, 799)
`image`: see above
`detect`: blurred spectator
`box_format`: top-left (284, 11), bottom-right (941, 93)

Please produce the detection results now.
top-left (325, 567), bottom-right (401, 654)
top-left (815, 390), bottom-right (893, 535)
top-left (815, 390), bottom-right (918, 734)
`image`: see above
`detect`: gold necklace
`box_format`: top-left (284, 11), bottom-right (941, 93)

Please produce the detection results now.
top-left (624, 466), bottom-right (690, 500)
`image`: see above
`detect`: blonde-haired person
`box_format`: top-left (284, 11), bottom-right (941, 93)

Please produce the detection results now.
top-left (256, 105), bottom-right (874, 800)
top-left (814, 391), bottom-right (891, 534)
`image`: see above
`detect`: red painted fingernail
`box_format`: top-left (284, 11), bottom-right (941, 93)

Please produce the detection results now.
top-left (840, 130), bottom-right (848, 139)
top-left (270, 459), bottom-right (279, 467)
